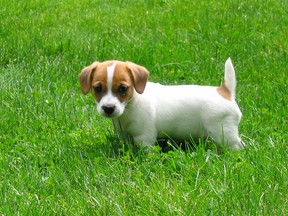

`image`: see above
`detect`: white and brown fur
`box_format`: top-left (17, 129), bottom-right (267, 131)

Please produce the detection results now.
top-left (79, 58), bottom-right (245, 151)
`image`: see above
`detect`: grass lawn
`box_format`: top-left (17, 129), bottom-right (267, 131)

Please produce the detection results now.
top-left (1, 0), bottom-right (287, 215)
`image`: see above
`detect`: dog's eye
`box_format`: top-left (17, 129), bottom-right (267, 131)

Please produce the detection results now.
top-left (94, 85), bottom-right (102, 93)
top-left (118, 85), bottom-right (128, 94)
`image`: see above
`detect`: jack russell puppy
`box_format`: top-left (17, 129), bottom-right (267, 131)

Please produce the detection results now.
top-left (79, 58), bottom-right (245, 151)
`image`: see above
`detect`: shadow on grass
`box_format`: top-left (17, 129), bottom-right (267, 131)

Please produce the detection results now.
top-left (75, 129), bottom-right (225, 161)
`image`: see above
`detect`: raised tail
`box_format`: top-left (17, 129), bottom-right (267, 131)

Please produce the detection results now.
top-left (224, 58), bottom-right (236, 99)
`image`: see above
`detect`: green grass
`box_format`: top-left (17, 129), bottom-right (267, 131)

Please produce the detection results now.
top-left (1, 0), bottom-right (287, 215)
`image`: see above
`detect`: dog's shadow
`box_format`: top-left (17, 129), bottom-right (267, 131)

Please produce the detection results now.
top-left (76, 129), bottom-right (221, 160)
top-left (104, 135), bottom-right (220, 157)
top-left (157, 139), bottom-right (198, 153)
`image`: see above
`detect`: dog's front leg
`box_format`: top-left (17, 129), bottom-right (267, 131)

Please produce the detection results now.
top-left (133, 132), bottom-right (157, 152)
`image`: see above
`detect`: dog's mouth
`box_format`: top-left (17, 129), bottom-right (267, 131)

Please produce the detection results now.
top-left (102, 112), bottom-right (120, 119)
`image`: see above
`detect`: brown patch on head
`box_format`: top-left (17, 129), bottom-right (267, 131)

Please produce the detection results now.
top-left (217, 82), bottom-right (232, 100)
top-left (79, 60), bottom-right (114, 101)
top-left (90, 61), bottom-right (112, 102)
top-left (112, 62), bottom-right (135, 102)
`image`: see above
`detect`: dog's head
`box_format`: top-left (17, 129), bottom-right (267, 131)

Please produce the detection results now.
top-left (79, 60), bottom-right (149, 118)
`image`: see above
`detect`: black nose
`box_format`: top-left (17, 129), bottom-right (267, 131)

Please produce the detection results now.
top-left (102, 105), bottom-right (115, 115)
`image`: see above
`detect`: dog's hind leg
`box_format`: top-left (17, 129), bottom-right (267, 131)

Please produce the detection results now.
top-left (206, 122), bottom-right (244, 150)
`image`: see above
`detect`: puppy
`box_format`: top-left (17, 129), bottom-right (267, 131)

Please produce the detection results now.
top-left (79, 58), bottom-right (245, 151)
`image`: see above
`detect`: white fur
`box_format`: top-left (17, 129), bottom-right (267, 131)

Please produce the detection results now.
top-left (101, 59), bottom-right (244, 150)
top-left (107, 62), bottom-right (116, 90)
top-left (97, 62), bottom-right (125, 117)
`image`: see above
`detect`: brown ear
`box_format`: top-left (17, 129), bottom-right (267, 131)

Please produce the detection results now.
top-left (126, 61), bottom-right (149, 94)
top-left (79, 61), bottom-right (99, 94)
